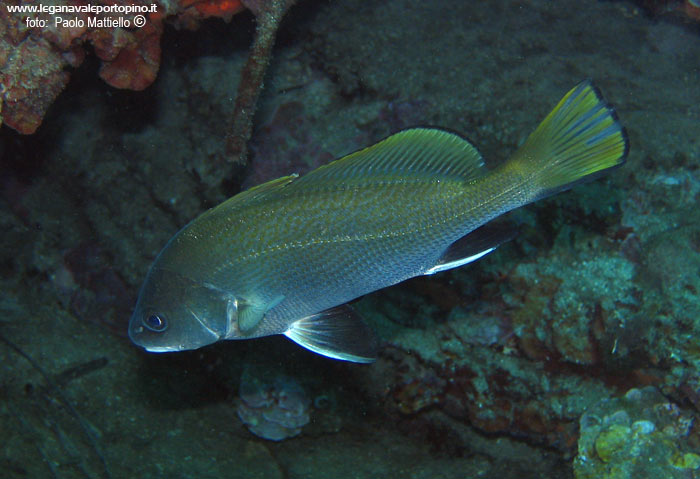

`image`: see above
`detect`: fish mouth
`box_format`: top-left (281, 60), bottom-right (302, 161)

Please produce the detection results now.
top-left (127, 324), bottom-right (145, 347)
top-left (126, 307), bottom-right (221, 353)
top-left (127, 320), bottom-right (183, 353)
top-left (140, 344), bottom-right (185, 353)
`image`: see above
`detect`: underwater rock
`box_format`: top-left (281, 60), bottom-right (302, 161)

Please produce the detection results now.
top-left (505, 247), bottom-right (638, 365)
top-left (575, 386), bottom-right (700, 479)
top-left (237, 367), bottom-right (311, 441)
top-left (636, 0), bottom-right (700, 24)
top-left (245, 101), bottom-right (333, 188)
top-left (62, 242), bottom-right (135, 337)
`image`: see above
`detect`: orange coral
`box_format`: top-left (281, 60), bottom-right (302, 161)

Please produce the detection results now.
top-left (0, 0), bottom-right (249, 134)
top-left (89, 18), bottom-right (163, 91)
top-left (184, 0), bottom-right (245, 19)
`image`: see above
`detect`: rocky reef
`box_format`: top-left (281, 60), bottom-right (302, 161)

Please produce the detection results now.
top-left (1, 0), bottom-right (699, 477)
top-left (576, 387), bottom-right (700, 478)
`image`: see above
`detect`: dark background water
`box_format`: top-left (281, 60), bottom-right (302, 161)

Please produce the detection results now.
top-left (1, 0), bottom-right (699, 477)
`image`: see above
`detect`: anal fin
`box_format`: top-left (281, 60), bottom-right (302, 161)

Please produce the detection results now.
top-left (424, 220), bottom-right (517, 275)
top-left (283, 305), bottom-right (378, 363)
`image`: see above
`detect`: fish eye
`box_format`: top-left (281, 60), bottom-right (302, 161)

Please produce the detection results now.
top-left (143, 313), bottom-right (168, 333)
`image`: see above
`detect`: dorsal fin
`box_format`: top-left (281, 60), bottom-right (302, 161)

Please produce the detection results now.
top-left (290, 128), bottom-right (486, 188)
top-left (200, 174), bottom-right (297, 219)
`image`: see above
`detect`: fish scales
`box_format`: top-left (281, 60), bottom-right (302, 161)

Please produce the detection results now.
top-left (169, 178), bottom-right (486, 331)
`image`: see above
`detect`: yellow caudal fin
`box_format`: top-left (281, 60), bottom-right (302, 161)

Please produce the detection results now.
top-left (508, 80), bottom-right (628, 200)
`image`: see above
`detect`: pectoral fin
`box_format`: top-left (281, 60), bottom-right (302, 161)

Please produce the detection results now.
top-left (284, 305), bottom-right (378, 363)
top-left (238, 295), bottom-right (284, 332)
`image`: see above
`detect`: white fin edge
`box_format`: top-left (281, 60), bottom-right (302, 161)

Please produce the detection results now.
top-left (284, 329), bottom-right (375, 363)
top-left (423, 247), bottom-right (496, 275)
top-left (283, 306), bottom-right (377, 363)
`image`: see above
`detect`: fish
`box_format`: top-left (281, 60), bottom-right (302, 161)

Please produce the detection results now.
top-left (128, 80), bottom-right (628, 363)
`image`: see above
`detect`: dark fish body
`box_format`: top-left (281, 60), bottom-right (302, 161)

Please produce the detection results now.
top-left (129, 81), bottom-right (628, 362)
